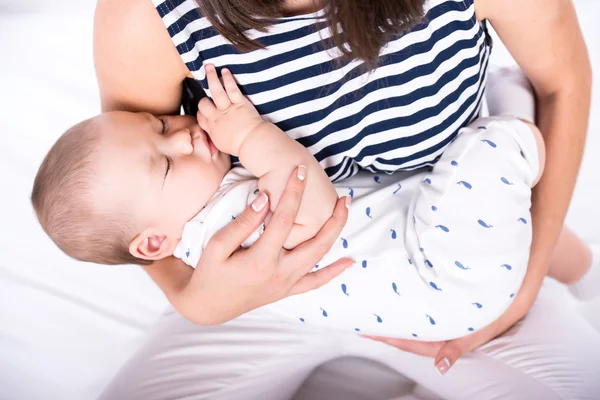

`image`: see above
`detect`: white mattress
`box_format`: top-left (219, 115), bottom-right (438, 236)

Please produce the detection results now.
top-left (1, 1), bottom-right (599, 399)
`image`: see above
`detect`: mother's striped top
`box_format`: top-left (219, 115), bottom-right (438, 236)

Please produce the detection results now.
top-left (153, 0), bottom-right (491, 182)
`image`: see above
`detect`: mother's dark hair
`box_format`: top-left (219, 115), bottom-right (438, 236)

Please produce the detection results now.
top-left (195, 0), bottom-right (426, 67)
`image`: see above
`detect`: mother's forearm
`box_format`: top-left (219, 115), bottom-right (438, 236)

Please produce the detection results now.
top-left (494, 78), bottom-right (592, 332)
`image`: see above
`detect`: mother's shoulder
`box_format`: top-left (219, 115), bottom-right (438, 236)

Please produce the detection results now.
top-left (95, 0), bottom-right (167, 40)
top-left (95, 0), bottom-right (189, 114)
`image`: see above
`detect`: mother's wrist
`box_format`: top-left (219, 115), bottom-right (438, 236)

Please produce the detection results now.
top-left (495, 289), bottom-right (536, 336)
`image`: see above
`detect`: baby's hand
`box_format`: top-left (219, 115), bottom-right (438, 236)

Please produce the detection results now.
top-left (197, 64), bottom-right (264, 156)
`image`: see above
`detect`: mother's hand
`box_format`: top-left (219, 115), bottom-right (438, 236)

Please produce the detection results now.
top-left (363, 319), bottom-right (500, 375)
top-left (178, 166), bottom-right (353, 325)
top-left (364, 267), bottom-right (543, 375)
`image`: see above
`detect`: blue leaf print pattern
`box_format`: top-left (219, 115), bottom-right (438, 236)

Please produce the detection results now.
top-left (457, 181), bottom-right (472, 189)
top-left (426, 314), bottom-right (436, 325)
top-left (481, 139), bottom-right (497, 148)
top-left (412, 333), bottom-right (418, 338)
top-left (451, 160), bottom-right (459, 166)
top-left (429, 282), bottom-right (442, 291)
top-left (348, 188), bottom-right (354, 198)
top-left (392, 282), bottom-right (400, 296)
top-left (354, 328), bottom-right (360, 332)
top-left (407, 258), bottom-right (412, 265)
top-left (517, 218), bottom-right (527, 224)
top-left (299, 318), bottom-right (305, 322)
top-left (468, 327), bottom-right (474, 332)
top-left (472, 302), bottom-right (483, 309)
top-left (390, 229), bottom-right (397, 239)
top-left (435, 225), bottom-right (449, 233)
top-left (478, 126), bottom-right (488, 130)
top-left (501, 177), bottom-right (514, 185)
top-left (320, 308), bottom-right (328, 317)
top-left (424, 178), bottom-right (432, 184)
top-left (362, 260), bottom-right (368, 268)
top-left (314, 264), bottom-right (319, 269)
top-left (341, 238), bottom-right (349, 248)
top-left (185, 249), bottom-right (190, 258)
top-left (425, 259), bottom-right (433, 268)
top-left (431, 205), bottom-right (438, 211)
top-left (374, 176), bottom-right (381, 184)
top-left (455, 261), bottom-right (470, 270)
top-left (393, 183), bottom-right (402, 194)
top-left (500, 264), bottom-right (512, 271)
top-left (253, 188), bottom-right (259, 195)
top-left (478, 219), bottom-right (493, 228)
top-left (374, 314), bottom-right (383, 323)
top-left (366, 207), bottom-right (373, 219)
top-left (341, 284), bottom-right (350, 296)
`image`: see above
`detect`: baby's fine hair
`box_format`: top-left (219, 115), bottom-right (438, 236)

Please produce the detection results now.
top-left (31, 117), bottom-right (150, 266)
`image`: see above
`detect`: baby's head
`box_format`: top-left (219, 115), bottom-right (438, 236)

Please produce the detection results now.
top-left (32, 111), bottom-right (231, 265)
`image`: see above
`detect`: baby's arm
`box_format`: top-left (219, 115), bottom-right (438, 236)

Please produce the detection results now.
top-left (198, 65), bottom-right (338, 249)
top-left (240, 121), bottom-right (337, 248)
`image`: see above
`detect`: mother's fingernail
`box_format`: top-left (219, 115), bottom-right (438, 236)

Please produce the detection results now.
top-left (297, 165), bottom-right (307, 181)
top-left (436, 358), bottom-right (451, 376)
top-left (345, 195), bottom-right (352, 209)
top-left (252, 193), bottom-right (268, 212)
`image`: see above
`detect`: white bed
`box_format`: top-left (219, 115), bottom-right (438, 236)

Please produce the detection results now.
top-left (1, 1), bottom-right (599, 398)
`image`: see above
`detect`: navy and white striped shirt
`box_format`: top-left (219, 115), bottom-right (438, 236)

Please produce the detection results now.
top-left (154, 0), bottom-right (491, 182)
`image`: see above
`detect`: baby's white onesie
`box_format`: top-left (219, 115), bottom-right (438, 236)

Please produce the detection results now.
top-left (174, 116), bottom-right (539, 340)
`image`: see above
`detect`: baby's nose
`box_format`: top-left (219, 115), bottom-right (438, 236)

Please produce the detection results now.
top-left (171, 129), bottom-right (194, 155)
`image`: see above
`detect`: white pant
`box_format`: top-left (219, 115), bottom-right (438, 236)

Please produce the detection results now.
top-left (99, 280), bottom-right (600, 399)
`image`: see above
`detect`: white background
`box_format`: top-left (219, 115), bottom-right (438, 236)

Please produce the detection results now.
top-left (1, 1), bottom-right (599, 398)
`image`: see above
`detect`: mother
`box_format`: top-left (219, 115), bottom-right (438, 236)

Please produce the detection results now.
top-left (97, 0), bottom-right (598, 398)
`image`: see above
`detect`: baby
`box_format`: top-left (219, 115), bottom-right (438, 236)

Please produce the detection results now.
top-left (31, 65), bottom-right (587, 340)
top-left (32, 65), bottom-right (337, 267)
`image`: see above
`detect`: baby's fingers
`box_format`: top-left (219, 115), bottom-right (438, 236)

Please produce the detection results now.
top-left (205, 64), bottom-right (230, 110)
top-left (221, 68), bottom-right (245, 103)
top-left (197, 112), bottom-right (210, 133)
top-left (198, 97), bottom-right (217, 120)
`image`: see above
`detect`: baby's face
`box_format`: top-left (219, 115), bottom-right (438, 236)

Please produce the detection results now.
top-left (94, 111), bottom-right (231, 249)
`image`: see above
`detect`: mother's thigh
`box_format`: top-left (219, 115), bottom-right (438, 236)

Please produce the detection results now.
top-left (98, 307), bottom-right (347, 400)
top-left (365, 279), bottom-right (600, 400)
top-left (100, 282), bottom-right (599, 400)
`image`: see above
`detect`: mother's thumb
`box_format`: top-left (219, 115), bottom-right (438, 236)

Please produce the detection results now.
top-left (434, 341), bottom-right (463, 375)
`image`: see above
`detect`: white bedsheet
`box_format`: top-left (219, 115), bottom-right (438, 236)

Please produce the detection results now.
top-left (1, 1), bottom-right (599, 399)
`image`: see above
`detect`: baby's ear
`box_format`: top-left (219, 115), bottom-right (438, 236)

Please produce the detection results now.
top-left (129, 229), bottom-right (173, 261)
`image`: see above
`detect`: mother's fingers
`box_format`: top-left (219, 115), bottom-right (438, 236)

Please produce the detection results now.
top-left (254, 166), bottom-right (307, 255)
top-left (206, 192), bottom-right (270, 259)
top-left (361, 336), bottom-right (444, 357)
top-left (205, 64), bottom-right (231, 110)
top-left (285, 196), bottom-right (351, 280)
top-left (433, 326), bottom-right (490, 375)
top-left (286, 258), bottom-right (353, 296)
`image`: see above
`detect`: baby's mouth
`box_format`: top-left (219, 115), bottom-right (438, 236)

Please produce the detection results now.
top-left (206, 135), bottom-right (219, 158)
top-left (192, 129), bottom-right (219, 159)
